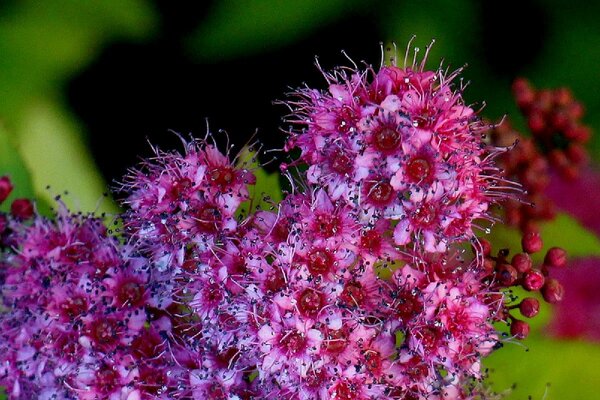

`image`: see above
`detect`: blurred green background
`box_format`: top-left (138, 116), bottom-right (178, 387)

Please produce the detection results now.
top-left (1, 0), bottom-right (599, 398)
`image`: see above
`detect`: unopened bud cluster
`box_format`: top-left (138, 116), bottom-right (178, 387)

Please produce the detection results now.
top-left (492, 78), bottom-right (591, 234)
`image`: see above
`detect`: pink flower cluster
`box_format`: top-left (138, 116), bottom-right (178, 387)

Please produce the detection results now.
top-left (0, 205), bottom-right (171, 399)
top-left (284, 62), bottom-right (505, 253)
top-left (0, 53), bottom-right (565, 399)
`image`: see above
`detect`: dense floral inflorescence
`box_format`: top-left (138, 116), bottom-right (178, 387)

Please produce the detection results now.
top-left (0, 199), bottom-right (182, 399)
top-left (283, 58), bottom-right (510, 254)
top-left (0, 49), bottom-right (569, 400)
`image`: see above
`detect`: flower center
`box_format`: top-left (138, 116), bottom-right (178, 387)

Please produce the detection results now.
top-left (210, 168), bottom-right (235, 188)
top-left (340, 281), bottom-right (365, 307)
top-left (323, 329), bottom-right (348, 353)
top-left (332, 382), bottom-right (358, 400)
top-left (413, 203), bottom-right (437, 226)
top-left (93, 319), bottom-right (118, 345)
top-left (314, 214), bottom-right (340, 237)
top-left (364, 350), bottom-right (383, 372)
top-left (265, 268), bottom-right (285, 292)
top-left (131, 331), bottom-right (162, 359)
top-left (169, 177), bottom-right (192, 199)
top-left (413, 106), bottom-right (436, 129)
top-left (138, 366), bottom-right (169, 395)
top-left (374, 127), bottom-right (401, 152)
top-left (216, 347), bottom-right (240, 368)
top-left (298, 289), bottom-right (324, 316)
top-left (406, 157), bottom-right (431, 182)
top-left (360, 229), bottom-right (381, 253)
top-left (337, 107), bottom-right (357, 133)
top-left (308, 249), bottom-right (332, 276)
top-left (117, 280), bottom-right (144, 307)
top-left (394, 292), bottom-right (422, 324)
top-left (203, 283), bottom-right (223, 304)
top-left (95, 365), bottom-right (119, 393)
top-left (305, 368), bottom-right (327, 390)
top-left (330, 150), bottom-right (353, 175)
top-left (280, 330), bottom-right (306, 355)
top-left (273, 217), bottom-right (290, 242)
top-left (405, 356), bottom-right (428, 379)
top-left (368, 181), bottom-right (395, 205)
top-left (206, 384), bottom-right (227, 400)
top-left (415, 326), bottom-right (441, 350)
top-left (60, 296), bottom-right (87, 320)
top-left (195, 204), bottom-right (221, 233)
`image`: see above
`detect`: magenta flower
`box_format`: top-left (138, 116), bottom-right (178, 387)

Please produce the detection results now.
top-left (0, 47), bottom-right (573, 399)
top-left (285, 60), bottom-right (507, 256)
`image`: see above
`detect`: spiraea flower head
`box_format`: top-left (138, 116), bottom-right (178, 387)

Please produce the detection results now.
top-left (118, 137), bottom-right (256, 291)
top-left (0, 200), bottom-right (184, 399)
top-left (0, 42), bottom-right (573, 400)
top-left (283, 43), bottom-right (512, 255)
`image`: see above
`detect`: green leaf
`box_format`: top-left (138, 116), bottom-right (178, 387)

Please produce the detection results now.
top-left (186, 0), bottom-right (363, 61)
top-left (0, 0), bottom-right (157, 215)
top-left (0, 123), bottom-right (35, 211)
top-left (0, 0), bottom-right (157, 119)
top-left (485, 337), bottom-right (600, 399)
top-left (13, 98), bottom-right (120, 216)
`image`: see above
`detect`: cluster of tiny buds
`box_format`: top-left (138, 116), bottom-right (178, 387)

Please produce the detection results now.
top-left (490, 121), bottom-right (554, 233)
top-left (491, 78), bottom-right (591, 234)
top-left (512, 78), bottom-right (590, 180)
top-left (480, 233), bottom-right (566, 340)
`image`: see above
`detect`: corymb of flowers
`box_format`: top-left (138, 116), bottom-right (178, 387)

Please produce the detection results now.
top-left (0, 44), bottom-right (569, 399)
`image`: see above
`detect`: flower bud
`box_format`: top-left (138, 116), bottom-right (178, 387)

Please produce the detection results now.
top-left (542, 278), bottom-right (565, 303)
top-left (510, 319), bottom-right (530, 339)
top-left (511, 253), bottom-right (532, 273)
top-left (519, 298), bottom-right (540, 318)
top-left (523, 269), bottom-right (545, 291)
top-left (522, 231), bottom-right (543, 254)
top-left (544, 247), bottom-right (567, 268)
top-left (479, 239), bottom-right (492, 257)
top-left (10, 198), bottom-right (34, 219)
top-left (497, 264), bottom-right (518, 286)
top-left (0, 176), bottom-right (13, 203)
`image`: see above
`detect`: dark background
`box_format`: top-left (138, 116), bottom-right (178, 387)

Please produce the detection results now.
top-left (67, 0), bottom-right (554, 180)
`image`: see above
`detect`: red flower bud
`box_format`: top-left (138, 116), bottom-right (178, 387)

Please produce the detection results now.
top-left (479, 238), bottom-right (492, 257)
top-left (522, 231), bottom-right (543, 254)
top-left (542, 278), bottom-right (564, 304)
top-left (10, 198), bottom-right (34, 220)
top-left (510, 319), bottom-right (530, 339)
top-left (544, 247), bottom-right (567, 268)
top-left (497, 264), bottom-right (518, 286)
top-left (511, 253), bottom-right (532, 273)
top-left (519, 298), bottom-right (540, 318)
top-left (523, 269), bottom-right (545, 291)
top-left (0, 176), bottom-right (13, 203)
